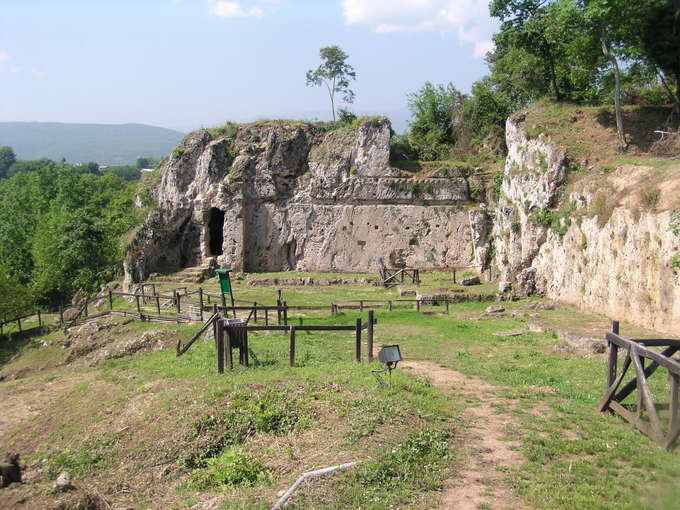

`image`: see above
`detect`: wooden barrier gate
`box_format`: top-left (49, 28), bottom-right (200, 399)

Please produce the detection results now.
top-left (598, 321), bottom-right (680, 449)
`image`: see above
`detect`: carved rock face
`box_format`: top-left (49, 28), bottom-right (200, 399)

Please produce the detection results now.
top-left (124, 119), bottom-right (476, 288)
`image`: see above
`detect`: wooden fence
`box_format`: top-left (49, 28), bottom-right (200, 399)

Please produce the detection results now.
top-left (213, 310), bottom-right (377, 373)
top-left (598, 321), bottom-right (680, 449)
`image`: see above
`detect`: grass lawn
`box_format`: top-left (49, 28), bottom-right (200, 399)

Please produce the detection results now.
top-left (1, 274), bottom-right (679, 509)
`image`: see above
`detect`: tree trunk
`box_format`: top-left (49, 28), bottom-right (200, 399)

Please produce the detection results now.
top-left (601, 36), bottom-right (627, 151)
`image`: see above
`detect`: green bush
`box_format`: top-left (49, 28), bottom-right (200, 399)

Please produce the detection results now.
top-left (207, 121), bottom-right (240, 138)
top-left (171, 146), bottom-right (186, 158)
top-left (641, 187), bottom-right (660, 209)
top-left (670, 212), bottom-right (680, 236)
top-left (671, 253), bottom-right (680, 271)
top-left (187, 447), bottom-right (268, 489)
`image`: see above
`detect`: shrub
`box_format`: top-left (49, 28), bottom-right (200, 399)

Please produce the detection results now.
top-left (641, 187), bottom-right (661, 209)
top-left (670, 212), bottom-right (680, 236)
top-left (187, 448), bottom-right (268, 489)
top-left (172, 146), bottom-right (186, 158)
top-left (408, 181), bottom-right (420, 196)
top-left (207, 121), bottom-right (240, 138)
top-left (492, 170), bottom-right (504, 197)
top-left (389, 133), bottom-right (417, 163)
top-left (671, 253), bottom-right (680, 271)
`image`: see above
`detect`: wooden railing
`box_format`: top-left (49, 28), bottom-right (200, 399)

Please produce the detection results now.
top-left (598, 321), bottom-right (680, 449)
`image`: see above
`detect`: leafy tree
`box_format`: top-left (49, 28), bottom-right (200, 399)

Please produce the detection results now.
top-left (0, 146), bottom-right (16, 179)
top-left (490, 0), bottom-right (601, 102)
top-left (406, 82), bottom-right (463, 161)
top-left (0, 158), bottom-right (138, 306)
top-left (642, 0), bottom-right (680, 115)
top-left (0, 273), bottom-right (33, 319)
top-left (306, 45), bottom-right (356, 122)
top-left (105, 165), bottom-right (141, 181)
top-left (136, 157), bottom-right (160, 169)
top-left (337, 108), bottom-right (358, 127)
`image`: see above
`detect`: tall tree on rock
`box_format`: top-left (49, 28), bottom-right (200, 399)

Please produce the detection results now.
top-left (306, 46), bottom-right (356, 122)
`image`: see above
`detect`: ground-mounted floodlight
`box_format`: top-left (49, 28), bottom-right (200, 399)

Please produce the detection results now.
top-left (372, 344), bottom-right (402, 387)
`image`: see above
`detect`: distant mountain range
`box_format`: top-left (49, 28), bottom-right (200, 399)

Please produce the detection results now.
top-left (0, 122), bottom-right (185, 165)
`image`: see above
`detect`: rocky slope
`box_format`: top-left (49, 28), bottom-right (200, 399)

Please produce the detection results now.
top-left (124, 119), bottom-right (490, 287)
top-left (494, 113), bottom-right (680, 334)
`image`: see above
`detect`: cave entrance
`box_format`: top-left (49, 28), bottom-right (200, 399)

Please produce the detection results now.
top-left (208, 208), bottom-right (225, 256)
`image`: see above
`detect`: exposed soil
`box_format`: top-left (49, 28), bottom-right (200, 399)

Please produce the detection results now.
top-left (401, 360), bottom-right (526, 510)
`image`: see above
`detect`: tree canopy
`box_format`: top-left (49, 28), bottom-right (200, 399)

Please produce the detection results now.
top-left (0, 157), bottom-right (140, 313)
top-left (306, 45), bottom-right (356, 122)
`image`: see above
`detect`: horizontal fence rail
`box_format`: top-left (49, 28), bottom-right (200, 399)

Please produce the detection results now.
top-left (599, 321), bottom-right (680, 449)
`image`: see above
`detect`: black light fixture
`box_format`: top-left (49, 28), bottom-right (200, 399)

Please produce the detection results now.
top-left (372, 344), bottom-right (402, 387)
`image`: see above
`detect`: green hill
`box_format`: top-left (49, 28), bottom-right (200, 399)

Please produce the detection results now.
top-left (0, 122), bottom-right (184, 165)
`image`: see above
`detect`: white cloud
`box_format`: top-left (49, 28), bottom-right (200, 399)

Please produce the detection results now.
top-left (209, 1), bottom-right (265, 18)
top-left (0, 51), bottom-right (9, 63)
top-left (341, 0), bottom-right (496, 58)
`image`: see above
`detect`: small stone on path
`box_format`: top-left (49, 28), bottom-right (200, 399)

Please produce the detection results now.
top-left (54, 471), bottom-right (75, 492)
top-left (486, 305), bottom-right (505, 314)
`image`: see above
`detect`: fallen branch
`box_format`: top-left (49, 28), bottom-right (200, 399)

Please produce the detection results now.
top-left (270, 462), bottom-right (358, 510)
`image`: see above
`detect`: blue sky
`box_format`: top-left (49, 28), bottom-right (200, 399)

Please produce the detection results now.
top-left (0, 0), bottom-right (497, 132)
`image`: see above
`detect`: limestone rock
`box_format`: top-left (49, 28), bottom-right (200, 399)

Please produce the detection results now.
top-left (54, 471), bottom-right (75, 492)
top-left (486, 305), bottom-right (505, 314)
top-left (461, 276), bottom-right (481, 286)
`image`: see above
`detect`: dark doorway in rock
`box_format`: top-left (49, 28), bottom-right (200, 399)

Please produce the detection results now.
top-left (208, 208), bottom-right (225, 256)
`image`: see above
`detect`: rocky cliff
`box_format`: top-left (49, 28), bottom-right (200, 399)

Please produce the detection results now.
top-left (124, 119), bottom-right (490, 287)
top-left (494, 113), bottom-right (680, 334)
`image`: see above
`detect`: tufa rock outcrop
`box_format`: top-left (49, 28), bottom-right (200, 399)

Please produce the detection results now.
top-left (124, 119), bottom-right (486, 288)
top-left (493, 114), bottom-right (680, 334)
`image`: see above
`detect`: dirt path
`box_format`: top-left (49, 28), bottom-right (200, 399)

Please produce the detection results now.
top-left (402, 360), bottom-right (526, 510)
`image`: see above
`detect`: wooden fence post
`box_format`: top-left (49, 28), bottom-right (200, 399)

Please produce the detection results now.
top-left (156, 295), bottom-right (161, 315)
top-left (355, 318), bottom-right (362, 363)
top-left (388, 300), bottom-right (392, 312)
top-left (445, 300), bottom-right (449, 314)
top-left (199, 288), bottom-right (204, 322)
top-left (283, 302), bottom-right (288, 326)
top-left (37, 310), bottom-right (42, 328)
top-left (226, 320), bottom-right (234, 370)
top-left (59, 305), bottom-right (64, 325)
top-left (265, 308), bottom-right (269, 326)
top-left (84, 299), bottom-right (88, 317)
top-left (17, 318), bottom-right (21, 332)
top-left (135, 295), bottom-right (141, 315)
top-left (608, 321), bottom-right (620, 388)
top-left (367, 310), bottom-right (374, 363)
top-left (289, 326), bottom-right (296, 367)
top-left (416, 299), bottom-right (421, 312)
top-left (360, 300), bottom-right (364, 311)
top-left (216, 320), bottom-right (225, 374)
top-left (176, 293), bottom-right (181, 315)
top-left (108, 289), bottom-right (113, 310)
